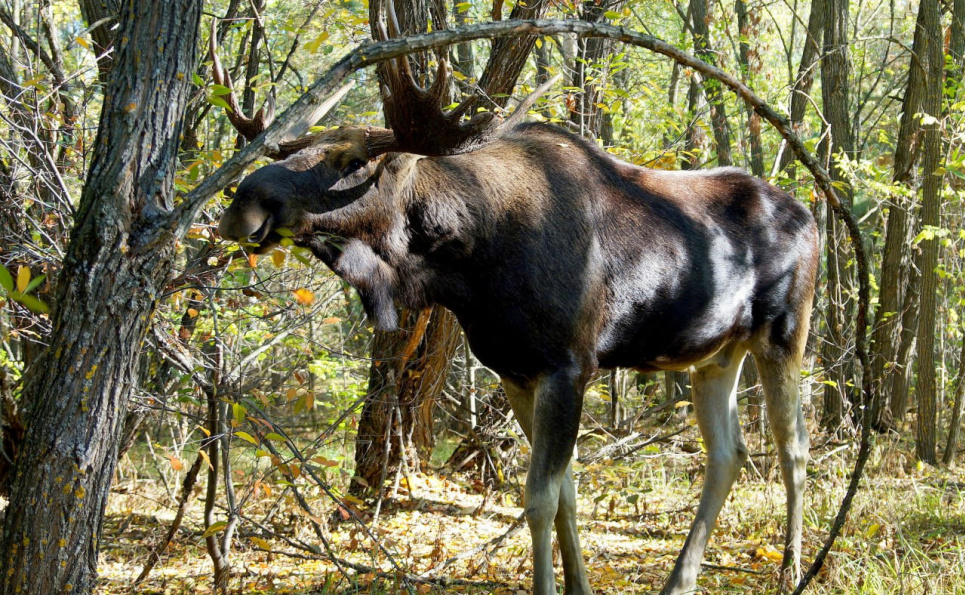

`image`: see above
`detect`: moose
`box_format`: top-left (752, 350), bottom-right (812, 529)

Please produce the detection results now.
top-left (217, 31), bottom-right (818, 595)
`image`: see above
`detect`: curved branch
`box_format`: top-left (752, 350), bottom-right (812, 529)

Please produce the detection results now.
top-left (178, 24), bottom-right (873, 592)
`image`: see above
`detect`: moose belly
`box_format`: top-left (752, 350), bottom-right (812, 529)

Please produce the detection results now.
top-left (596, 271), bottom-right (756, 372)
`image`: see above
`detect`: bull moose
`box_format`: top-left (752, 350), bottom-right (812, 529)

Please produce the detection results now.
top-left (217, 33), bottom-right (818, 595)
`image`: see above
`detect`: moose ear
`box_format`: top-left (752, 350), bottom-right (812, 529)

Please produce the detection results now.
top-left (340, 158), bottom-right (367, 178)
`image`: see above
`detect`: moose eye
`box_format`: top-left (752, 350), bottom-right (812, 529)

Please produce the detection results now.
top-left (340, 159), bottom-right (366, 177)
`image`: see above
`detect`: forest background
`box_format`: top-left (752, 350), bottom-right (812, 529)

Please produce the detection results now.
top-left (0, 0), bottom-right (964, 592)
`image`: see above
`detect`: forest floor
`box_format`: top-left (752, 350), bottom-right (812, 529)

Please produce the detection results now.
top-left (98, 428), bottom-right (965, 594)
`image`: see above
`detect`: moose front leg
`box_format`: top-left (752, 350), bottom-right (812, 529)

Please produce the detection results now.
top-left (505, 375), bottom-right (592, 595)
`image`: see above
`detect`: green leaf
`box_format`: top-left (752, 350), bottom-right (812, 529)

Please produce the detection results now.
top-left (23, 274), bottom-right (45, 295)
top-left (207, 94), bottom-right (230, 110)
top-left (191, 72), bottom-right (204, 87)
top-left (604, 9), bottom-right (622, 19)
top-left (14, 293), bottom-right (48, 314)
top-left (0, 265), bottom-right (12, 294)
top-left (203, 521), bottom-right (228, 538)
top-left (234, 431), bottom-right (259, 445)
top-left (210, 84), bottom-right (233, 96)
top-left (265, 432), bottom-right (285, 442)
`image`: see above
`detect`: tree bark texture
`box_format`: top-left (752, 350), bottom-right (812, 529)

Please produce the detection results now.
top-left (0, 2), bottom-right (202, 593)
top-left (734, 0), bottom-right (763, 176)
top-left (77, 0), bottom-right (120, 83)
top-left (352, 307), bottom-right (460, 495)
top-left (870, 0), bottom-right (932, 429)
top-left (912, 0), bottom-right (944, 464)
top-left (819, 0), bottom-right (856, 432)
top-left (569, 0), bottom-right (624, 144)
top-left (352, 0), bottom-right (464, 500)
top-left (690, 0), bottom-right (732, 165)
top-left (476, 0), bottom-right (549, 108)
top-left (778, 0), bottom-right (824, 175)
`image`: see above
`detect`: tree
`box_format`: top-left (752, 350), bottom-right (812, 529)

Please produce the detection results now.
top-left (0, 2), bottom-right (203, 592)
top-left (870, 0), bottom-right (936, 429)
top-left (819, 0), bottom-right (856, 432)
top-left (911, 0), bottom-right (944, 463)
top-left (690, 0), bottom-right (732, 165)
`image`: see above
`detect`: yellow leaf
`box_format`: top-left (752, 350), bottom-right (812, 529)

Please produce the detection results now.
top-left (199, 449), bottom-right (214, 470)
top-left (674, 400), bottom-right (692, 409)
top-left (756, 545), bottom-right (784, 562)
top-left (272, 249), bottom-right (286, 267)
top-left (197, 424), bottom-right (211, 437)
top-left (75, 36), bottom-right (90, 49)
top-left (322, 316), bottom-right (342, 324)
top-left (168, 455), bottom-right (184, 471)
top-left (235, 431), bottom-right (259, 445)
top-left (865, 523), bottom-right (882, 539)
top-left (249, 536), bottom-right (272, 551)
top-left (293, 288), bottom-right (314, 305)
top-left (187, 308), bottom-right (199, 318)
top-left (16, 266), bottom-right (29, 294)
top-left (247, 253), bottom-right (258, 268)
top-left (203, 521), bottom-right (227, 538)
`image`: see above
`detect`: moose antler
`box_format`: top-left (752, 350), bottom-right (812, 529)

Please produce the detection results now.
top-left (368, 0), bottom-right (498, 156)
top-left (209, 18), bottom-right (275, 142)
top-left (209, 18), bottom-right (355, 159)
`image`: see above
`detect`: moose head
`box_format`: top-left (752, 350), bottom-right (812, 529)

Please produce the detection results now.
top-left (216, 8), bottom-right (819, 595)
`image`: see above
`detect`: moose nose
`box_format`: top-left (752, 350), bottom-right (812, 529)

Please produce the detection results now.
top-left (218, 209), bottom-right (270, 243)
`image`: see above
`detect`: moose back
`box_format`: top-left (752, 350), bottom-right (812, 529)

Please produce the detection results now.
top-left (219, 121), bottom-right (818, 594)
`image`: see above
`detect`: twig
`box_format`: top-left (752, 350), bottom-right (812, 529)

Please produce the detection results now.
top-left (419, 512), bottom-right (526, 578)
top-left (134, 452), bottom-right (206, 585)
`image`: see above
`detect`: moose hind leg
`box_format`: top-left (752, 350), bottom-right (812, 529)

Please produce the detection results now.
top-left (504, 374), bottom-right (592, 595)
top-left (661, 349), bottom-right (747, 595)
top-left (754, 349), bottom-right (809, 591)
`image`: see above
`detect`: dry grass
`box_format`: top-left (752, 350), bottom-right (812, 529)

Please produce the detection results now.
top-left (97, 428), bottom-right (965, 594)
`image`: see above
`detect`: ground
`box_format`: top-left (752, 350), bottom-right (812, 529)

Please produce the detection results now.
top-left (98, 430), bottom-right (965, 594)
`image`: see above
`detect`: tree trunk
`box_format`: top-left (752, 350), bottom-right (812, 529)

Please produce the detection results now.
top-left (942, 331), bottom-right (965, 465)
top-left (690, 0), bottom-right (732, 165)
top-left (569, 0), bottom-right (624, 144)
top-left (777, 0), bottom-right (824, 175)
top-left (77, 0), bottom-right (120, 83)
top-left (352, 308), bottom-right (461, 495)
top-left (476, 0), bottom-right (549, 108)
top-left (819, 0), bottom-right (855, 433)
top-left (735, 0), bottom-right (764, 177)
top-left (0, 2), bottom-right (202, 593)
top-left (870, 0), bottom-right (933, 429)
top-left (913, 0), bottom-right (944, 464)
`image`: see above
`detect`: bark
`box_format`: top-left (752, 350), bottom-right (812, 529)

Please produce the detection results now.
top-left (0, 2), bottom-right (202, 593)
top-left (913, 0), bottom-right (944, 464)
top-left (77, 0), bottom-right (121, 83)
top-left (870, 0), bottom-right (933, 429)
top-left (943, 331), bottom-right (965, 465)
top-left (690, 0), bottom-right (732, 165)
top-left (569, 0), bottom-right (625, 144)
top-left (352, 308), bottom-right (460, 496)
top-left (476, 0), bottom-right (549, 108)
top-left (777, 0), bottom-right (824, 175)
top-left (819, 0), bottom-right (856, 432)
top-left (889, 261), bottom-right (920, 421)
top-left (735, 0), bottom-right (763, 176)
top-left (352, 0), bottom-right (463, 499)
